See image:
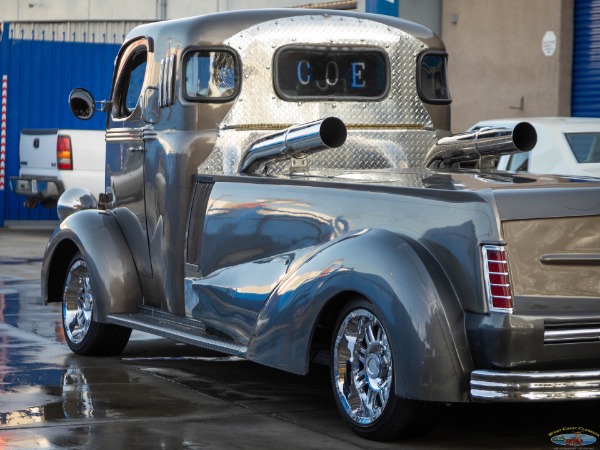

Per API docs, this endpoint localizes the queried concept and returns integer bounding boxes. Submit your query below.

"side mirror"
[69,88,96,120]
[142,86,161,124]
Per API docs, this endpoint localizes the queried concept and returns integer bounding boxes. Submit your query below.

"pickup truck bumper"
[9,176,63,199]
[471,369,600,401]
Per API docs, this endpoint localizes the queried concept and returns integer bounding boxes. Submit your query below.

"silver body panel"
[41,10,600,405]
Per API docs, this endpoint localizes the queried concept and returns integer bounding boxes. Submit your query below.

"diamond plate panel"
[200,14,437,175]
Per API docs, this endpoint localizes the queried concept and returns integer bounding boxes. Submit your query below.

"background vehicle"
[40,10,600,442]
[469,117,600,176]
[9,128,105,208]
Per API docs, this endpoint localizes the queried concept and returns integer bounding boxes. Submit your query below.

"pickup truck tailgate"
[19,129,58,174]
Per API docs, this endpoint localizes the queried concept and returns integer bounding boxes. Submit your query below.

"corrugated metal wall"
[0,21,142,225]
[572,0,600,117]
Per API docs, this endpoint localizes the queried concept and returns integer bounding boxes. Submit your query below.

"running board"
[107,307,247,357]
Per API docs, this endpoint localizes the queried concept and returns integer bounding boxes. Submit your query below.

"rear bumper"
[471,369,600,401]
[9,176,63,199]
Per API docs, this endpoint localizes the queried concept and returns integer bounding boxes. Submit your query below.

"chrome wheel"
[333,308,393,425]
[63,258,94,345]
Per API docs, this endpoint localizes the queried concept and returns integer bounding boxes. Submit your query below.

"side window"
[565,132,600,163]
[418,52,451,104]
[125,52,147,113]
[183,50,238,101]
[112,41,149,119]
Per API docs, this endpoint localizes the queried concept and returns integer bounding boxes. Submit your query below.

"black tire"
[331,298,441,441]
[62,252,131,356]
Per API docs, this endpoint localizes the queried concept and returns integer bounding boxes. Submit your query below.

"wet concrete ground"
[0,227,599,449]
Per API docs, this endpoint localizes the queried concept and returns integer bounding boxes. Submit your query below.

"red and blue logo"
[550,427,598,447]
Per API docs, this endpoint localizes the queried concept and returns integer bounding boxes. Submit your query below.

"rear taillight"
[57,135,73,170]
[482,245,513,312]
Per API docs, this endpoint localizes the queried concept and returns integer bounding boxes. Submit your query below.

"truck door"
[105,38,153,280]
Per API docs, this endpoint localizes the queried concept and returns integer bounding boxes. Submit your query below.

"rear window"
[183,50,238,101]
[274,46,389,100]
[565,133,600,163]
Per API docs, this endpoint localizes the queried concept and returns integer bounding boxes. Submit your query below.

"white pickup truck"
[9,128,105,208]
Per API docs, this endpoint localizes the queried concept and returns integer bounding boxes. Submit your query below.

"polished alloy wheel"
[333,308,393,425]
[62,259,94,345]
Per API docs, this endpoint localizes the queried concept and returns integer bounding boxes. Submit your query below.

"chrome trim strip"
[142,130,159,141]
[159,58,166,107]
[224,123,427,131]
[106,129,143,142]
[544,327,600,343]
[471,369,600,401]
[166,54,174,105]
[106,127,158,142]
[540,253,600,266]
[107,312,247,357]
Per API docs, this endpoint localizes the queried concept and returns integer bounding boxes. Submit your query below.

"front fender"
[42,209,141,322]
[247,228,473,403]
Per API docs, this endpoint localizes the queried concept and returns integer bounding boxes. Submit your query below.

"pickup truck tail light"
[57,135,73,170]
[482,245,513,313]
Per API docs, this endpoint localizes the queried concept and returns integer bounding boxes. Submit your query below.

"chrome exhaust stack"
[241,117,347,174]
[425,122,537,168]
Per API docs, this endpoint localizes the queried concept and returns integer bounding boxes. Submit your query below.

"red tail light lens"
[57,135,73,170]
[482,245,513,312]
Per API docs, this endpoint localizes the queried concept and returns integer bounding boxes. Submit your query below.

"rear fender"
[42,209,141,322]
[248,228,473,403]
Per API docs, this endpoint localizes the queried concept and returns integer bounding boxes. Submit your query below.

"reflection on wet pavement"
[0,283,66,344]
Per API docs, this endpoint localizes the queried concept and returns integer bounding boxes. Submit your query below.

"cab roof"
[125,8,443,51]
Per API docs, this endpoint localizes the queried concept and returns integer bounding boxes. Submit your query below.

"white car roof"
[469,117,600,132]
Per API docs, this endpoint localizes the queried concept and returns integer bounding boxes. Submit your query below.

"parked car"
[9,128,105,208]
[469,117,600,176]
[41,9,600,442]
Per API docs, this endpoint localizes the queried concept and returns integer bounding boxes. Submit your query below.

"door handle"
[127,146,145,153]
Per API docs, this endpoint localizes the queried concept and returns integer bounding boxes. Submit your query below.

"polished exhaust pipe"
[425,122,537,168]
[241,117,347,174]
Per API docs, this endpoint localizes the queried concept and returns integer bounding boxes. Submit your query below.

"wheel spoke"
[366,323,376,344]
[355,373,368,391]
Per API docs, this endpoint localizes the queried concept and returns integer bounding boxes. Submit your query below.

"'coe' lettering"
[297,60,311,85]
[315,61,340,90]
[351,62,365,88]
[296,60,367,91]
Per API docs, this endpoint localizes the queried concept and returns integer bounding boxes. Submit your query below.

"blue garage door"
[572,0,600,117]
[0,23,122,226]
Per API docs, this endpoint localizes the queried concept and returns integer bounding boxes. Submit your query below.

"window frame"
[110,37,152,120]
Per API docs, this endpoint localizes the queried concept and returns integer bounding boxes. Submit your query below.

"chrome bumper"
[471,369,600,401]
[9,176,61,199]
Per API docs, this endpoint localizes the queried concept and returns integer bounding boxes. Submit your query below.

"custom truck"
[10,128,105,208]
[41,9,600,441]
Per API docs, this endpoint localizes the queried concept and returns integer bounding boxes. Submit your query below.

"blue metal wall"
[572,0,600,117]
[366,0,399,17]
[0,23,120,225]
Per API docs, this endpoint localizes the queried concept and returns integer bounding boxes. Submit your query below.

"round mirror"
[69,88,95,120]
